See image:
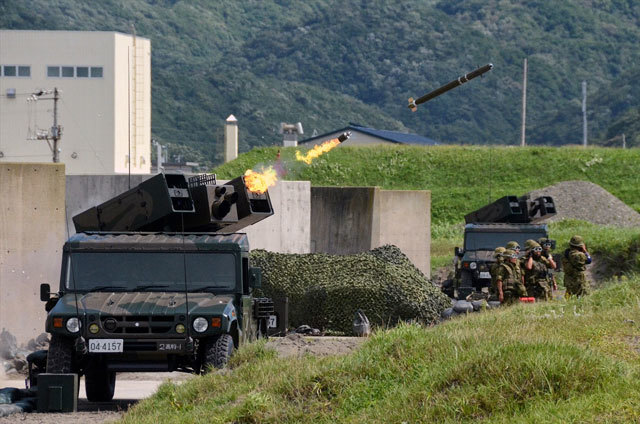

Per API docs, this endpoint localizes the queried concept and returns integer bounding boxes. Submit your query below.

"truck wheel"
[85,364,116,402]
[46,335,74,373]
[203,334,234,371]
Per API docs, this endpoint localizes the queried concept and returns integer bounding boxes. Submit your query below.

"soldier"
[562,235,592,297]
[538,237,558,291]
[523,239,556,301]
[495,249,527,305]
[506,240,523,274]
[505,241,521,255]
[489,246,506,300]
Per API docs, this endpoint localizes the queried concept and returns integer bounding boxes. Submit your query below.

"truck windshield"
[65,252,236,292]
[464,232,545,251]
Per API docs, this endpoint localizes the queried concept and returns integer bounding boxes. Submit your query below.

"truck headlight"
[470,262,477,270]
[193,317,208,333]
[66,317,81,333]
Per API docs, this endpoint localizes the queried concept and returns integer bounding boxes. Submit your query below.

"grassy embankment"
[215,145,640,272]
[121,277,640,423]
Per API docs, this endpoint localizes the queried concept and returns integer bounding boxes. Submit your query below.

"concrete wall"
[0,163,66,344]
[311,186,431,277]
[310,187,377,254]
[222,180,311,253]
[374,190,431,278]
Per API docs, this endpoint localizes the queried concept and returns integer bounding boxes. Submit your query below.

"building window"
[61,66,74,77]
[3,66,16,77]
[47,66,60,77]
[90,66,103,78]
[76,67,89,78]
[18,66,30,77]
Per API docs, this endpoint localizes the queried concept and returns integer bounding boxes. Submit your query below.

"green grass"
[214,145,640,226]
[121,277,640,423]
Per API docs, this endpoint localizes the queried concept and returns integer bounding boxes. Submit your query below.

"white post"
[225,115,238,163]
[622,133,626,149]
[521,58,527,147]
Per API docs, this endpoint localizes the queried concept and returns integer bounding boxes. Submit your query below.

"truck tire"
[84,364,116,402]
[46,335,74,373]
[203,334,234,371]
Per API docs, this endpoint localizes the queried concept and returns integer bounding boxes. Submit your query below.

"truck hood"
[59,292,234,316]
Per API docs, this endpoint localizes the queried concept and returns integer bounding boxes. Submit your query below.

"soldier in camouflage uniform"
[522,239,556,301]
[538,237,558,291]
[506,241,522,271]
[562,235,592,297]
[489,246,506,300]
[495,249,527,305]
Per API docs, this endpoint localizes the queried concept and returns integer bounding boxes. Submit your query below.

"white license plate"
[479,272,491,279]
[88,339,123,353]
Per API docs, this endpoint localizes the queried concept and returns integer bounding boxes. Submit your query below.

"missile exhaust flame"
[244,166,277,194]
[295,131,351,165]
[243,132,351,194]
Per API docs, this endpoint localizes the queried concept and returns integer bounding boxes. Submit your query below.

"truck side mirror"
[40,283,51,302]
[454,247,463,257]
[249,267,262,289]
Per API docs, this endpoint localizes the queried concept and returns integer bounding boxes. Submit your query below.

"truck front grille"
[102,316,175,334]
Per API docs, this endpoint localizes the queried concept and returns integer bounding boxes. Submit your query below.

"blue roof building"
[299,123,438,146]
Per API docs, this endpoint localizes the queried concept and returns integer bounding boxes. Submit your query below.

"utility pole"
[32,88,62,162]
[582,81,587,147]
[521,58,527,147]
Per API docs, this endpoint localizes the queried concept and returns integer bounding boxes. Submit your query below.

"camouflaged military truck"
[39,173,274,402]
[443,195,556,300]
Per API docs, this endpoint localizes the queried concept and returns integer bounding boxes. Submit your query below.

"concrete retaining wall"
[0,163,66,344]
[311,186,431,278]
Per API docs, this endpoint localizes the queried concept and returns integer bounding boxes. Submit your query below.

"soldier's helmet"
[525,239,541,250]
[494,246,506,258]
[502,249,517,259]
[538,237,549,245]
[506,241,520,250]
[569,235,585,247]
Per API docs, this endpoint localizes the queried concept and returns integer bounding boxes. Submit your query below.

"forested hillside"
[2,0,639,166]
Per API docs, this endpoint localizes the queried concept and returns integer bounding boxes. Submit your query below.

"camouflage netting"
[250,245,451,333]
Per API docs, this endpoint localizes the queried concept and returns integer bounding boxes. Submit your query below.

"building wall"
[311,186,431,277]
[0,30,150,175]
[0,163,66,344]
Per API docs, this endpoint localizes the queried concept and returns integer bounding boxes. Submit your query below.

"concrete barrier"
[0,163,66,344]
[311,186,431,277]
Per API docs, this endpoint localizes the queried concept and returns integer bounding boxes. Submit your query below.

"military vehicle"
[39,173,275,401]
[443,195,556,299]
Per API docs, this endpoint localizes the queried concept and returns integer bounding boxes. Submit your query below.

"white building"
[0,30,151,174]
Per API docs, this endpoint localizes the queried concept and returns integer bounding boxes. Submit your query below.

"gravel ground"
[527,180,640,227]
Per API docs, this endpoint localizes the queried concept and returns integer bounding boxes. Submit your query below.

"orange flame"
[295,138,340,165]
[244,166,277,194]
